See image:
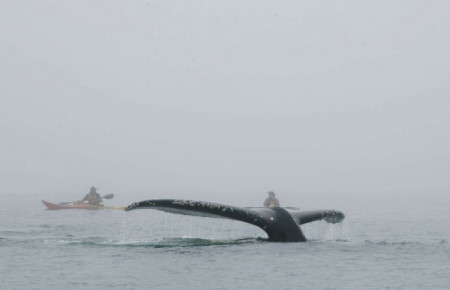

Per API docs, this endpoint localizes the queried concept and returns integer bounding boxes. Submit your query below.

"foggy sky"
[1,1,449,204]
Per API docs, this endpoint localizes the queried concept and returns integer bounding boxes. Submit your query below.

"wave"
[54,235,360,248]
[0,225,67,236]
[363,239,448,246]
[116,237,262,248]
[53,236,263,248]
[307,238,351,243]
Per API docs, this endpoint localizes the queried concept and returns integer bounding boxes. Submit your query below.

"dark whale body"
[125,199,345,242]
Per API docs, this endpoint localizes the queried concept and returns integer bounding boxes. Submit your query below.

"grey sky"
[1,1,449,204]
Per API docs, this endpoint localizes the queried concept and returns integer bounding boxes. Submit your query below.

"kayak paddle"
[59,194,115,205]
[102,194,115,199]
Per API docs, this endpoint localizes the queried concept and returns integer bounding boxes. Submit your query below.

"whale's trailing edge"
[125,199,345,242]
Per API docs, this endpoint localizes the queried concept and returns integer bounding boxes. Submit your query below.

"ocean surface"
[1,193,449,290]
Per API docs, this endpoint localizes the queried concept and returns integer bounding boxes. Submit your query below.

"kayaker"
[264,191,280,208]
[79,187,103,206]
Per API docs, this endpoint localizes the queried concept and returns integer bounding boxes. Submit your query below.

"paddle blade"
[102,194,114,199]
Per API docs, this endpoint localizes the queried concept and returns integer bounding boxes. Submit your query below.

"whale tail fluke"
[288,209,345,225]
[125,199,344,242]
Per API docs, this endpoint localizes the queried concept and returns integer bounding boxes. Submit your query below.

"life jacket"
[87,193,101,205]
[265,197,279,208]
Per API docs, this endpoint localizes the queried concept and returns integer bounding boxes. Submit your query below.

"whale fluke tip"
[323,210,345,224]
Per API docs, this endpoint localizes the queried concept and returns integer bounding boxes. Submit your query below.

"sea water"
[1,193,449,290]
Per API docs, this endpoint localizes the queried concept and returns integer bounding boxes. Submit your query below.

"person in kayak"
[79,187,103,206]
[264,191,280,208]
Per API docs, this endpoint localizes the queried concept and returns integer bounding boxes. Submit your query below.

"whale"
[125,199,345,242]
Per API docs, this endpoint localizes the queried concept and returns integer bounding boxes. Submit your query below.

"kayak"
[42,200,125,210]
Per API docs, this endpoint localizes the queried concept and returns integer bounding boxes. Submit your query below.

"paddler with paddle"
[264,191,280,208]
[79,186,106,206]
